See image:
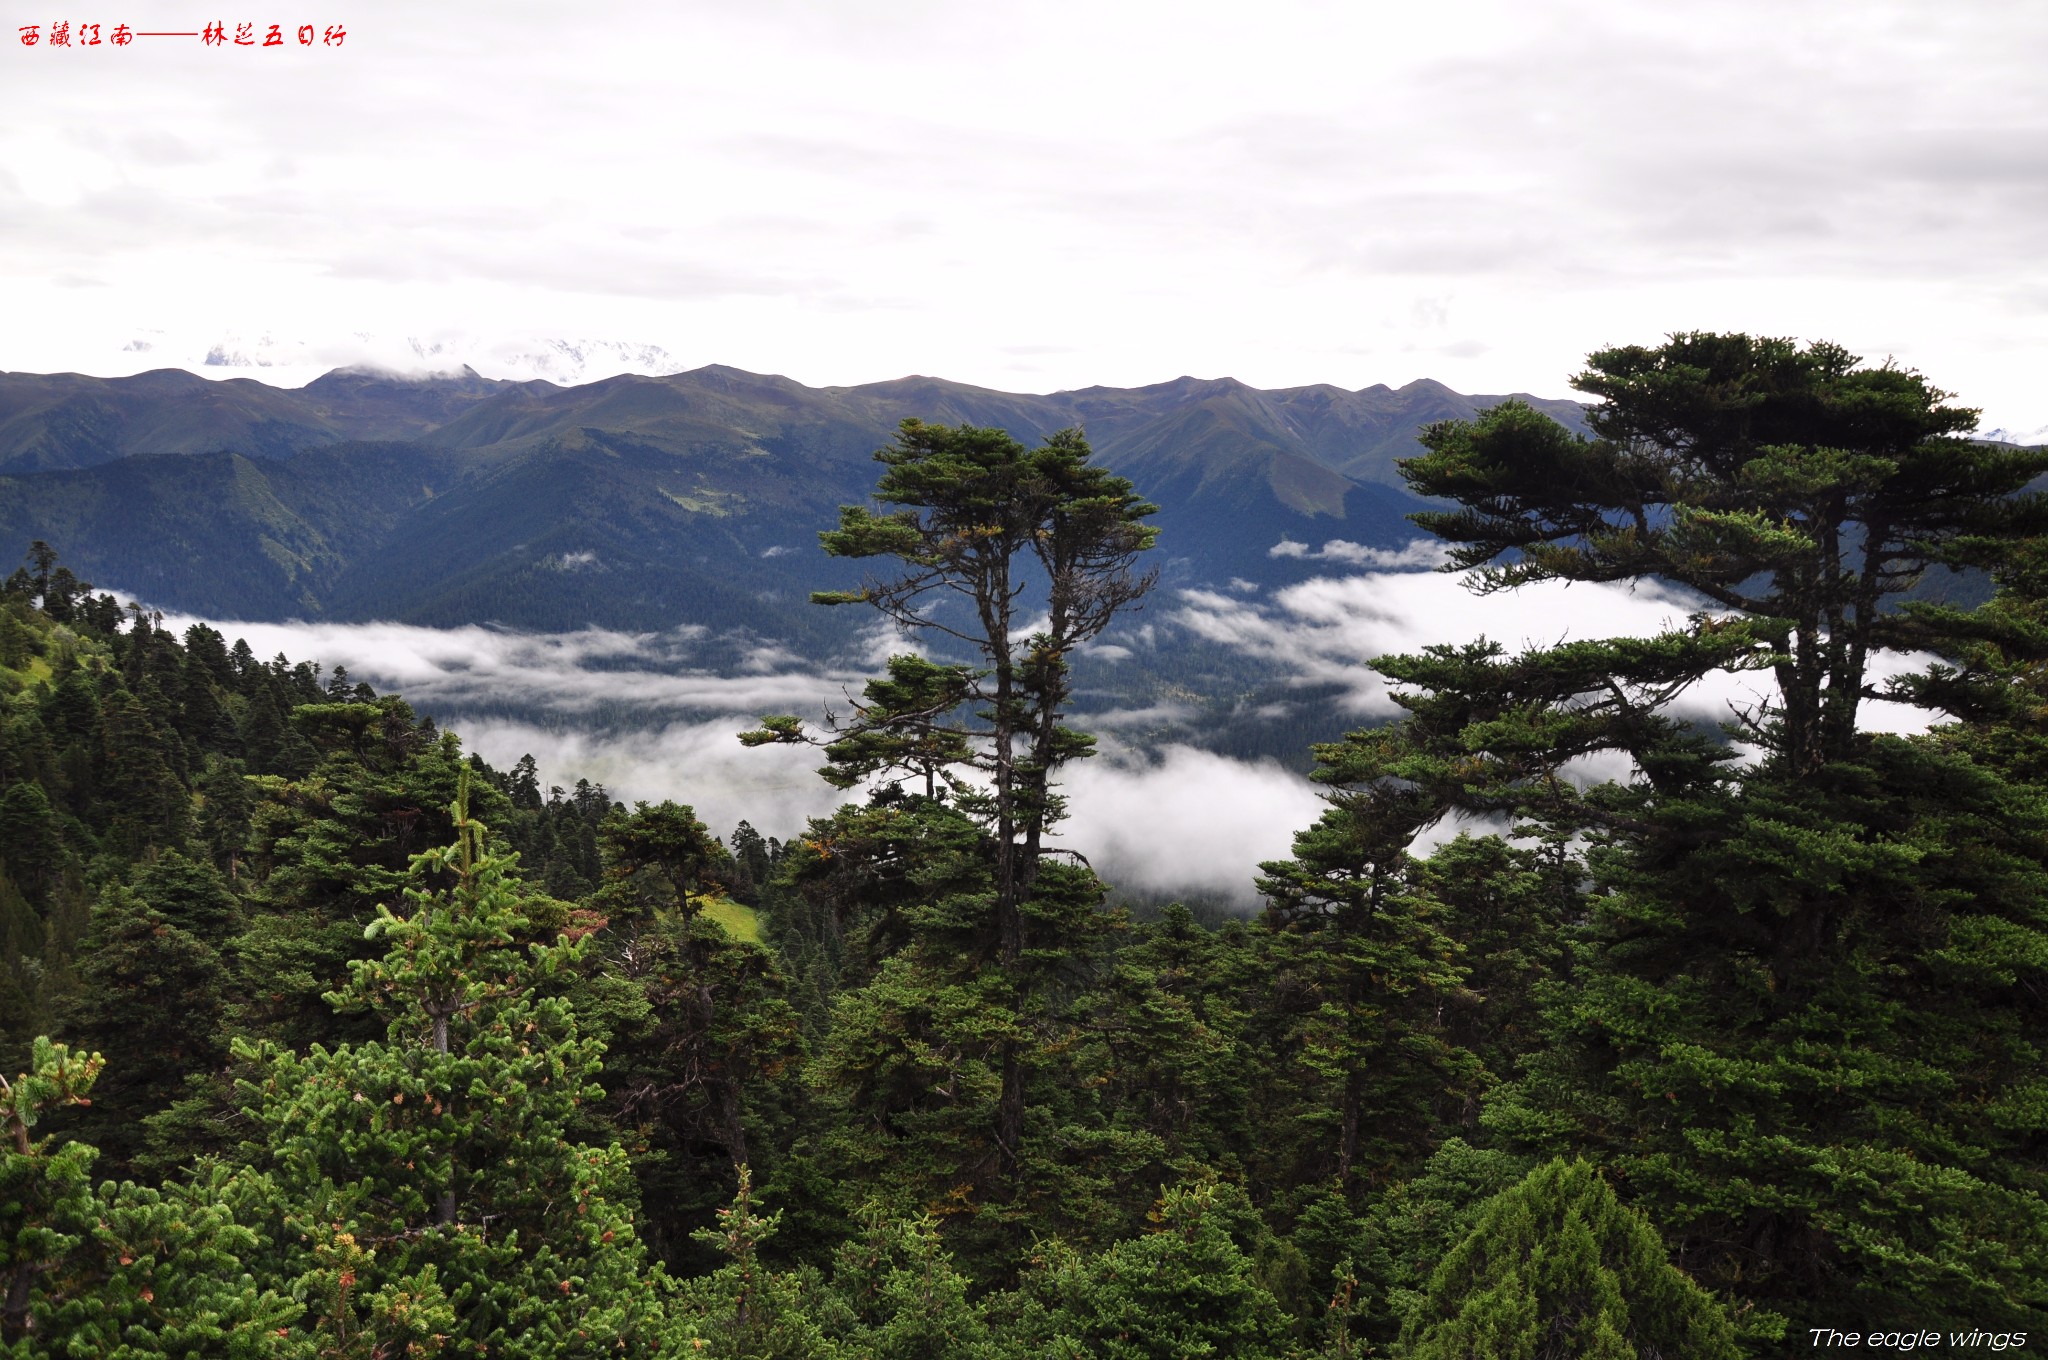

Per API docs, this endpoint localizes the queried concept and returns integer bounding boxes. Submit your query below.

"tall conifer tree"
[1362,333,2048,1331]
[747,421,1158,1203]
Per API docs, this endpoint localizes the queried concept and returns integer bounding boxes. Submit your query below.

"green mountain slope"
[0,363,1586,631]
[0,443,461,617]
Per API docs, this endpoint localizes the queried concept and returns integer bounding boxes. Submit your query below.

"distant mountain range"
[0,364,1588,636]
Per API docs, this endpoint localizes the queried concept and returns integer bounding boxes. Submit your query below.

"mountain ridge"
[0,363,1590,636]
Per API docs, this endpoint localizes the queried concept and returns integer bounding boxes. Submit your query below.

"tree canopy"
[8,333,2048,1351]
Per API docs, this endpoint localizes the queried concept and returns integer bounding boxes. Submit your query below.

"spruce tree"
[234,771,680,1357]
[997,1179,1296,1360]
[1253,764,1481,1195]
[1401,1159,1739,1360]
[575,801,805,1261]
[0,1038,302,1357]
[814,1204,995,1360]
[59,885,228,1175]
[674,1166,832,1359]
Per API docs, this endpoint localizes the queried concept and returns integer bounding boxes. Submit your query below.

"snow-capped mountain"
[88,331,690,388]
[1978,423,2048,447]
[488,339,687,385]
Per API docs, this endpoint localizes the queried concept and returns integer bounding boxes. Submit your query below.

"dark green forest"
[2,333,2046,1356]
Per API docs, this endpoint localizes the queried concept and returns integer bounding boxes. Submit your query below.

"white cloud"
[151,561,1947,913]
[1172,569,1938,734]
[1056,745,1327,909]
[1081,703,1197,730]
[149,608,1333,906]
[1269,538,1450,568]
[151,613,858,717]
[455,715,848,843]
[448,720,1330,911]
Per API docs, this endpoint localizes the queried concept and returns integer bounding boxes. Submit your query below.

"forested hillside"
[0,365,1587,633]
[2,334,2047,1355]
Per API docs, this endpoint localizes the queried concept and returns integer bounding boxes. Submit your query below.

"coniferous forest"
[4,333,2048,1355]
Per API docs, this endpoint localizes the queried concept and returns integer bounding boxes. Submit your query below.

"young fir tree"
[0,1037,107,1348]
[813,1203,995,1360]
[674,1166,832,1360]
[1400,1159,1740,1360]
[995,1179,1296,1360]
[0,1037,303,1358]
[234,771,680,1358]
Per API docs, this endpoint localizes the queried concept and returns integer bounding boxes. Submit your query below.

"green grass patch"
[697,895,762,945]
[0,653,52,687]
[657,484,742,517]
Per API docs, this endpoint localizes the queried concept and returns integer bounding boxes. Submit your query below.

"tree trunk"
[721,1084,751,1172]
[997,1041,1024,1179]
[432,1006,456,1226]
[3,1265,38,1340]
[1338,1066,1362,1190]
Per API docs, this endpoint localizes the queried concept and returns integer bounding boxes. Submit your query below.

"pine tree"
[1412,835,1576,1090]
[1253,763,1481,1195]
[0,1037,103,1347]
[787,794,1160,1257]
[1370,333,2048,1331]
[0,786,59,912]
[815,1204,995,1360]
[1076,903,1259,1181]
[59,885,228,1175]
[235,720,483,1053]
[675,1166,831,1359]
[1400,1160,1740,1360]
[748,420,1158,1192]
[574,801,806,1260]
[0,1037,303,1356]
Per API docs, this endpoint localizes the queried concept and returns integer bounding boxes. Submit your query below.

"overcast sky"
[5,0,2046,425]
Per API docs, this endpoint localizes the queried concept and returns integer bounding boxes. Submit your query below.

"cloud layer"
[161,557,1946,909]
[155,615,869,718]
[155,607,1326,904]
[1173,569,1937,735]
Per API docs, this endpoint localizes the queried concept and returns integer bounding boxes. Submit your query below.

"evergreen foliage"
[1401,1159,1740,1360]
[234,771,680,1358]
[747,421,1160,1241]
[999,1179,1296,1359]
[7,332,2048,1352]
[1369,334,2048,1334]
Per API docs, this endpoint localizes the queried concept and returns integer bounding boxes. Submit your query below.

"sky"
[5,0,2048,427]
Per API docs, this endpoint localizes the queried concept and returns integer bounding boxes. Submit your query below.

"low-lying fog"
[156,545,1939,910]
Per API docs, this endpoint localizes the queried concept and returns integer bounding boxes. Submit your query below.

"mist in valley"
[153,552,1943,911]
